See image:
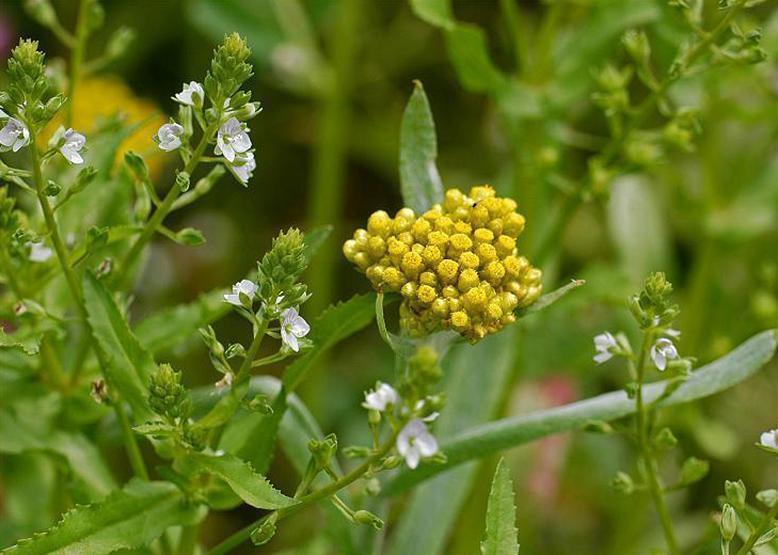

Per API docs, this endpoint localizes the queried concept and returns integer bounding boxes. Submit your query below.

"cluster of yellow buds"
[343,186,542,341]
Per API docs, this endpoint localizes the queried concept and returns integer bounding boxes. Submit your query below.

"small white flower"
[363,382,399,412]
[229,151,256,185]
[215,117,251,162]
[155,123,184,152]
[650,337,679,371]
[59,128,86,164]
[280,307,310,353]
[760,429,778,450]
[397,419,439,470]
[173,81,204,107]
[223,279,257,306]
[28,241,53,263]
[593,332,618,364]
[0,115,30,152]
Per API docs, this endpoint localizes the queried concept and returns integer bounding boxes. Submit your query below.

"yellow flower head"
[343,186,542,342]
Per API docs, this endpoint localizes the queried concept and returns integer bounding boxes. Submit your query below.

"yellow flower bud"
[367,236,386,258]
[471,204,490,226]
[401,281,417,298]
[473,228,494,245]
[458,268,480,292]
[401,251,424,278]
[482,261,506,286]
[494,235,516,257]
[367,210,392,237]
[444,188,465,212]
[417,284,437,305]
[442,285,458,299]
[353,252,371,270]
[427,230,449,249]
[422,244,442,266]
[450,310,469,331]
[476,243,497,264]
[437,259,459,285]
[448,233,473,253]
[366,264,385,285]
[431,298,449,317]
[459,251,480,270]
[396,207,416,222]
[420,271,438,288]
[411,218,432,242]
[463,286,488,312]
[343,239,359,261]
[453,221,472,235]
[503,212,525,237]
[487,217,504,236]
[469,185,495,202]
[434,216,454,234]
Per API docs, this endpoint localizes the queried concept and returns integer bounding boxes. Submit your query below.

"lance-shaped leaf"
[0,328,44,356]
[184,452,295,510]
[83,272,155,422]
[0,479,204,555]
[481,458,519,555]
[384,329,777,495]
[399,81,443,214]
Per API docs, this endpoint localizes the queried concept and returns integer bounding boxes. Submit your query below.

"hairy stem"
[66,0,90,127]
[208,431,398,555]
[635,330,679,555]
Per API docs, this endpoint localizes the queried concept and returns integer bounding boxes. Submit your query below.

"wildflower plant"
[0,2,776,555]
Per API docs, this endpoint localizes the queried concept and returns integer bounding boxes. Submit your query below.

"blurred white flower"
[760,429,778,450]
[173,81,204,108]
[280,307,309,353]
[363,382,399,412]
[397,419,438,470]
[0,112,30,152]
[215,117,251,162]
[28,241,53,263]
[593,332,618,364]
[59,128,86,164]
[223,279,257,306]
[155,123,184,152]
[650,337,678,371]
[229,151,256,185]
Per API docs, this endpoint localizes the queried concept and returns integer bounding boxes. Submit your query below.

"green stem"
[530,193,578,268]
[178,524,200,555]
[115,402,149,480]
[734,501,778,555]
[66,0,90,127]
[208,431,398,555]
[116,122,217,288]
[28,128,150,480]
[635,329,680,555]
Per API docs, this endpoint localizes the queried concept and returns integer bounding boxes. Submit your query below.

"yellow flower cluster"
[343,186,542,341]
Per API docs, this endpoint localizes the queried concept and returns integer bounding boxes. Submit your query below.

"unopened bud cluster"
[149,363,190,420]
[256,227,309,311]
[343,186,541,341]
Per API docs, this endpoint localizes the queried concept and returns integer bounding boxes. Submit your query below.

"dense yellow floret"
[343,186,543,342]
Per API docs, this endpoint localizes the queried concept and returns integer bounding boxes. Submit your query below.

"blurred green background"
[1,0,777,553]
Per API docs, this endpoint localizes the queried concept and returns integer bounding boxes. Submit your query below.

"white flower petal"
[404,448,420,469]
[760,430,778,450]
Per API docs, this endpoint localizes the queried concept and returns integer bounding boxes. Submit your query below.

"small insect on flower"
[173,81,204,108]
[593,331,618,364]
[59,128,86,164]
[27,241,53,263]
[760,429,778,451]
[229,151,256,185]
[0,111,30,152]
[215,117,251,162]
[280,307,310,353]
[363,382,399,412]
[155,123,184,152]
[650,337,679,371]
[223,279,257,307]
[397,419,439,470]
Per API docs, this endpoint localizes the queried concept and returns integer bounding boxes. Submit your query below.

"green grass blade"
[384,329,777,495]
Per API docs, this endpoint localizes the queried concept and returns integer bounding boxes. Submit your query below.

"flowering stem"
[66,0,91,128]
[734,501,778,555]
[634,329,680,555]
[28,128,149,481]
[208,430,398,555]
[116,122,217,288]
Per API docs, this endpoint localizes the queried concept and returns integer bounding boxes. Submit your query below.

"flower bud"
[309,433,338,471]
[106,27,136,61]
[725,479,747,510]
[652,427,678,451]
[175,227,206,246]
[622,29,650,64]
[720,504,737,542]
[176,170,191,192]
[611,471,635,494]
[247,395,273,415]
[44,180,61,197]
[250,514,277,546]
[680,457,709,485]
[148,363,190,419]
[354,510,384,530]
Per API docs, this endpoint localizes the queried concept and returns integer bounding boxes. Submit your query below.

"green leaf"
[184,452,295,510]
[517,279,585,317]
[0,480,203,555]
[304,225,334,262]
[384,329,778,495]
[388,327,518,555]
[83,272,155,422]
[444,24,507,94]
[409,0,455,30]
[607,176,672,287]
[0,409,116,501]
[134,289,228,355]
[399,81,443,214]
[0,329,43,356]
[481,458,519,555]
[283,293,376,391]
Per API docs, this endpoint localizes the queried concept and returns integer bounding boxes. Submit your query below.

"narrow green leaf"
[185,452,295,510]
[399,81,443,215]
[0,329,43,356]
[134,289,228,355]
[0,409,116,501]
[283,293,376,391]
[304,225,334,262]
[83,272,155,422]
[517,279,585,317]
[388,327,518,555]
[0,480,203,555]
[383,330,777,495]
[444,24,507,94]
[409,0,455,30]
[481,458,519,555]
